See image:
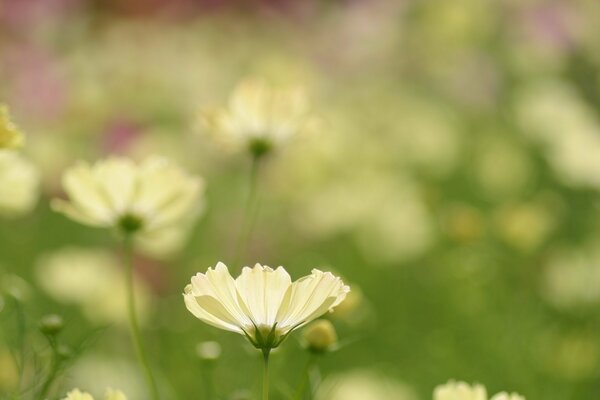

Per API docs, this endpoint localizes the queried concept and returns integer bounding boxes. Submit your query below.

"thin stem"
[293,355,316,400]
[37,338,59,400]
[201,362,215,400]
[14,298,26,396]
[123,236,160,400]
[233,154,262,266]
[262,350,270,400]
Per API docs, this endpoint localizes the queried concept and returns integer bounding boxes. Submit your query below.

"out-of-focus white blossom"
[541,244,600,310]
[434,381,525,400]
[63,388,127,400]
[516,81,600,189]
[201,78,313,157]
[52,156,204,241]
[69,355,143,400]
[316,370,418,400]
[0,150,40,217]
[35,247,150,326]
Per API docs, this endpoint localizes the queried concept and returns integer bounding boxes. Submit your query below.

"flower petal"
[235,264,291,327]
[276,269,349,331]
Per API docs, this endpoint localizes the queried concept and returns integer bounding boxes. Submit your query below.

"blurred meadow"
[2,0,600,399]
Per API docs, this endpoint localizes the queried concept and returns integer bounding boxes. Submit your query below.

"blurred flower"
[52,156,204,239]
[35,247,150,326]
[0,105,24,149]
[184,262,349,351]
[196,341,222,361]
[541,244,600,310]
[434,381,487,400]
[302,319,338,354]
[69,355,144,399]
[516,81,600,189]
[493,199,558,252]
[472,134,534,200]
[298,174,435,264]
[63,388,127,400]
[434,381,524,400]
[0,273,32,302]
[201,78,313,157]
[536,330,600,381]
[316,370,417,400]
[330,284,367,323]
[442,204,485,243]
[0,150,40,217]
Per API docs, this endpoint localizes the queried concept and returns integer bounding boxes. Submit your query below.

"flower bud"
[196,341,221,361]
[39,314,64,336]
[302,319,338,354]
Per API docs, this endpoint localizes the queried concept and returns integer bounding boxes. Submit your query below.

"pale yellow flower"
[434,381,487,400]
[0,151,40,217]
[202,78,311,156]
[52,156,204,237]
[0,105,24,149]
[184,262,349,350]
[490,393,525,400]
[63,388,127,400]
[434,381,525,400]
[316,370,418,400]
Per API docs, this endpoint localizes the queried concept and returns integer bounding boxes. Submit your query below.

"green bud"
[57,344,72,360]
[196,341,221,361]
[39,314,64,336]
[302,319,338,354]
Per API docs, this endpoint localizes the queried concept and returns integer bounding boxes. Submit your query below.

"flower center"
[248,137,272,158]
[118,213,144,234]
[248,324,283,350]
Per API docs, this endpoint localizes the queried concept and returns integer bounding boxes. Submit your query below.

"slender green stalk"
[122,237,160,400]
[37,338,59,400]
[262,350,270,400]
[14,298,26,397]
[200,362,215,400]
[293,355,316,400]
[233,154,262,266]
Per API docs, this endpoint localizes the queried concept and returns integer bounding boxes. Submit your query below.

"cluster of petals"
[201,78,311,154]
[184,262,349,348]
[62,388,126,400]
[434,381,525,400]
[52,156,203,236]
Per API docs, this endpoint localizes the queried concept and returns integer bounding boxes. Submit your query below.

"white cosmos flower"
[184,262,349,350]
[201,78,312,157]
[0,105,24,149]
[434,381,525,400]
[63,388,127,400]
[0,150,40,217]
[434,381,487,400]
[52,156,204,237]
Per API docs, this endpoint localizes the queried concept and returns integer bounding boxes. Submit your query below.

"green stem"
[201,362,215,400]
[262,350,270,400]
[293,355,316,400]
[233,154,262,266]
[37,338,60,400]
[14,298,26,396]
[123,237,160,400]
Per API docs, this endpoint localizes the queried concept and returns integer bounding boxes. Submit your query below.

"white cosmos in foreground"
[184,262,349,349]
